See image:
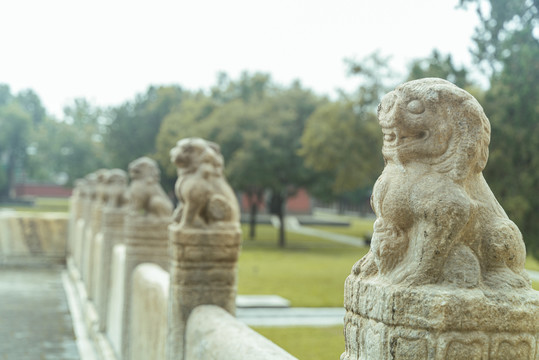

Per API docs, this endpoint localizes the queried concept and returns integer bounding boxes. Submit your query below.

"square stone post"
[94,207,126,332]
[79,173,97,282]
[85,198,105,299]
[167,225,241,360]
[119,215,170,359]
[67,179,84,260]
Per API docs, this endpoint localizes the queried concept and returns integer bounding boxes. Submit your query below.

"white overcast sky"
[0,0,479,118]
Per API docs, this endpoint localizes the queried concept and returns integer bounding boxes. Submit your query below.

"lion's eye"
[407,100,425,114]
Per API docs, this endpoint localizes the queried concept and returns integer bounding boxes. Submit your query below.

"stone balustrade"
[3,80,539,360]
[0,211,68,265]
[62,146,297,360]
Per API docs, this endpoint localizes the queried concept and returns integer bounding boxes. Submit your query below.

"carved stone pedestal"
[120,215,169,360]
[94,208,126,332]
[86,201,104,299]
[167,225,242,360]
[342,277,539,360]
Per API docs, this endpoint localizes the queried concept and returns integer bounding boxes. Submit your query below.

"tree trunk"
[249,201,257,240]
[277,194,286,248]
[3,151,16,199]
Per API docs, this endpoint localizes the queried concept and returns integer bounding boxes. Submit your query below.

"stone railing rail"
[61,151,298,360]
[0,210,68,265]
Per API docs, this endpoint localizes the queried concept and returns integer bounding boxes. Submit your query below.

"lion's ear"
[207,141,221,154]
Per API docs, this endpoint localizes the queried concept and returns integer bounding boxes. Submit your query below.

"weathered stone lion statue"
[127,157,173,218]
[105,168,128,208]
[342,78,538,360]
[170,137,239,228]
[95,169,110,205]
[353,78,529,289]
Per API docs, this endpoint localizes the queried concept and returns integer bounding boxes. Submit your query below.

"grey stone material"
[94,208,126,332]
[121,215,169,360]
[167,226,242,360]
[236,295,291,308]
[185,305,298,360]
[0,212,68,265]
[130,263,169,360]
[0,266,80,360]
[126,157,173,218]
[342,78,539,360]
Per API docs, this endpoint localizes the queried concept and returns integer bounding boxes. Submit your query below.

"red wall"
[240,188,312,214]
[15,184,73,198]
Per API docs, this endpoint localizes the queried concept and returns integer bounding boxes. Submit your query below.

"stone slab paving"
[274,216,366,247]
[0,266,80,360]
[237,307,345,327]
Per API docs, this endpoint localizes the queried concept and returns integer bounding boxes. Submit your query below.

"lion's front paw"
[352,253,378,277]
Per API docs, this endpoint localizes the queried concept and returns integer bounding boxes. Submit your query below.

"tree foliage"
[0,101,32,197]
[407,49,473,89]
[299,53,390,200]
[460,0,539,257]
[104,85,184,170]
[155,73,324,246]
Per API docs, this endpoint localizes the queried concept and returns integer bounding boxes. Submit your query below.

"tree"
[16,89,46,125]
[154,92,217,191]
[299,52,391,204]
[300,101,382,194]
[459,0,539,257]
[407,49,473,89]
[104,85,184,170]
[0,85,44,198]
[26,117,109,185]
[0,102,32,198]
[459,0,538,76]
[155,73,324,247]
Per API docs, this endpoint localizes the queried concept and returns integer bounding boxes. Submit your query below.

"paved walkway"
[272,216,366,247]
[0,266,80,360]
[237,307,345,327]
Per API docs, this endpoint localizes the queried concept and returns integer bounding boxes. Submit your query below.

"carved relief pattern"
[342,314,537,360]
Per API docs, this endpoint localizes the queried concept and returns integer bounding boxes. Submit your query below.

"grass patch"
[308,217,374,238]
[533,281,539,291]
[525,256,539,272]
[238,222,539,306]
[252,326,344,360]
[0,197,69,213]
[238,224,368,307]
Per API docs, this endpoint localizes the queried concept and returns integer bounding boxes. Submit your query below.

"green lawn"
[238,224,367,307]
[525,256,539,271]
[238,221,539,305]
[0,197,69,213]
[308,216,374,238]
[253,326,344,360]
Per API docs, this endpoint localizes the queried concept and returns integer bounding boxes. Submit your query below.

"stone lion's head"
[170,137,224,174]
[378,78,490,180]
[106,168,127,186]
[128,157,160,183]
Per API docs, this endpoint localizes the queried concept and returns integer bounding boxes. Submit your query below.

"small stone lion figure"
[127,157,173,218]
[85,172,98,201]
[353,78,529,289]
[105,168,129,208]
[170,137,240,228]
[95,169,110,205]
[72,178,87,199]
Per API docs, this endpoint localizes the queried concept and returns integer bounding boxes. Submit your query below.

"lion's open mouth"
[382,127,429,148]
